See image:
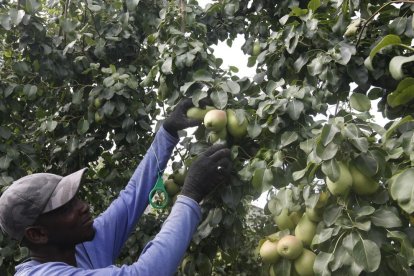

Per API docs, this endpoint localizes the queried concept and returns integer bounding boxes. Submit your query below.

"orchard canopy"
[1,0,414,275]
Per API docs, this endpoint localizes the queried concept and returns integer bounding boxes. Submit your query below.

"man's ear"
[24,226,48,244]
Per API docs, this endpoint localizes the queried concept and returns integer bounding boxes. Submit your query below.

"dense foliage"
[1,0,414,275]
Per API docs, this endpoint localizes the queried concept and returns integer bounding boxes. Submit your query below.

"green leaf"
[307,54,331,76]
[45,120,58,132]
[314,252,333,276]
[355,206,375,219]
[287,100,304,120]
[25,0,41,13]
[77,119,89,134]
[103,76,115,87]
[273,257,292,275]
[316,141,338,161]
[192,69,213,82]
[221,80,240,95]
[350,93,371,112]
[383,115,413,141]
[389,168,414,214]
[247,56,256,67]
[352,239,381,272]
[247,120,262,139]
[23,84,37,98]
[312,228,334,246]
[369,34,401,59]
[343,232,359,253]
[389,55,414,80]
[9,9,25,26]
[387,78,414,108]
[224,3,236,16]
[0,14,11,30]
[349,137,369,153]
[180,81,196,94]
[161,57,173,74]
[371,208,402,228]
[126,0,140,11]
[0,126,12,140]
[210,90,228,109]
[294,54,309,73]
[320,124,340,146]
[308,0,321,11]
[323,204,342,226]
[280,131,299,148]
[0,155,12,170]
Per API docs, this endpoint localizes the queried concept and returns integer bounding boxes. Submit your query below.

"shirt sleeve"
[17,196,201,276]
[76,126,179,268]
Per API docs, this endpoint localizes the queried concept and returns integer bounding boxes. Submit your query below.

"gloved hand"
[181,144,232,203]
[163,98,201,137]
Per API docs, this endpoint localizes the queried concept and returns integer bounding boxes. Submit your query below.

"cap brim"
[42,168,88,213]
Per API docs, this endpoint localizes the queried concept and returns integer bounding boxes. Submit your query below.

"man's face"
[36,196,95,247]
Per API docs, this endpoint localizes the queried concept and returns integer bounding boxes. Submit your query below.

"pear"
[164,179,180,196]
[273,208,295,231]
[207,128,227,144]
[259,240,280,264]
[349,165,379,195]
[226,109,248,139]
[294,214,317,247]
[326,162,352,196]
[173,167,187,186]
[305,207,323,223]
[276,235,303,260]
[293,249,316,276]
[204,109,227,132]
[186,105,214,120]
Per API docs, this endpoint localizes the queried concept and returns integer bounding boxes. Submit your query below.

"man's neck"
[30,245,77,266]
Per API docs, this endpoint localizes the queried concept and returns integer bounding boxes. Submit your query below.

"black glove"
[163,98,201,137]
[181,144,232,203]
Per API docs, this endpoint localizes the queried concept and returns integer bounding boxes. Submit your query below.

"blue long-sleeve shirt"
[15,127,202,275]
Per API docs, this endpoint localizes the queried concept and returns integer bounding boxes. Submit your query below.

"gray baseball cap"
[0,168,87,241]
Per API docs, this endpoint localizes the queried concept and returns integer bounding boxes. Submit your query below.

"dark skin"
[23,196,95,266]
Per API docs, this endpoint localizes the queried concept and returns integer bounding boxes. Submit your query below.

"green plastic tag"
[149,174,169,209]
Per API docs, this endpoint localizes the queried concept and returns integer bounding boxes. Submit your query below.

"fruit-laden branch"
[356,0,414,48]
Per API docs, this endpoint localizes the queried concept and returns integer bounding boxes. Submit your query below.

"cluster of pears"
[162,167,187,205]
[260,192,330,276]
[186,106,248,143]
[325,161,379,197]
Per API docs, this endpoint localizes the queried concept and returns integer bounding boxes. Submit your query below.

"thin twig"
[356,0,414,48]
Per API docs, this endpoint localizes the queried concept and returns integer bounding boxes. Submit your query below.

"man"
[0,99,232,275]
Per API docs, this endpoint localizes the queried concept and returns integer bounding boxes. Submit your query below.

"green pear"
[276,235,303,260]
[293,249,316,276]
[164,179,180,196]
[252,41,261,56]
[207,128,227,144]
[315,191,330,209]
[94,112,103,123]
[305,207,323,223]
[226,109,248,139]
[173,167,187,186]
[290,211,303,226]
[349,165,379,195]
[273,208,295,231]
[186,105,215,120]
[94,98,102,108]
[326,161,352,196]
[204,109,227,132]
[295,214,317,247]
[259,240,280,264]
